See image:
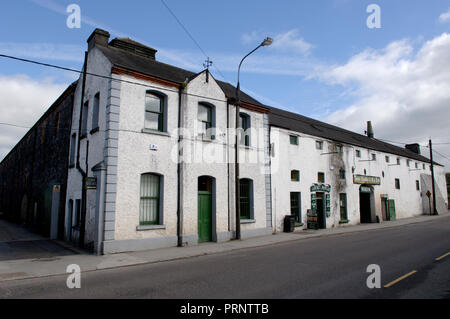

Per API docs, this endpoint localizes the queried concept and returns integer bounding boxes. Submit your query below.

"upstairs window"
[339,169,346,180]
[145,92,165,132]
[397,158,401,165]
[336,145,343,154]
[385,156,390,163]
[239,113,251,146]
[290,135,299,145]
[356,150,361,158]
[91,93,100,132]
[291,170,300,182]
[198,103,214,139]
[318,172,325,184]
[81,101,89,137]
[395,178,401,190]
[372,153,377,161]
[69,133,76,167]
[316,141,323,150]
[416,180,420,191]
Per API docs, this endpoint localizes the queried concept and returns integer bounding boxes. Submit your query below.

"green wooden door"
[198,191,212,242]
[388,200,396,221]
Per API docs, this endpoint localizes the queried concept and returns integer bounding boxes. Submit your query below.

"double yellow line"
[435,252,450,262]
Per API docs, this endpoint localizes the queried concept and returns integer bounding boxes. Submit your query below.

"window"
[198,103,214,139]
[415,163,418,169]
[74,199,81,228]
[385,156,390,163]
[290,192,302,226]
[69,133,76,167]
[316,141,323,150]
[239,113,251,146]
[240,179,253,220]
[339,193,348,222]
[356,150,361,158]
[81,101,89,137]
[145,92,165,132]
[395,178,401,190]
[407,160,411,167]
[423,164,426,170]
[339,169,346,180]
[91,93,100,132]
[318,172,325,184]
[416,180,420,191]
[372,153,377,161]
[397,158,401,165]
[140,173,161,225]
[336,145,343,153]
[291,170,300,182]
[290,135,299,145]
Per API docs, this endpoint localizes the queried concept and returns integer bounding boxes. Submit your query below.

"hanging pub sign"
[86,177,97,190]
[353,175,381,185]
[310,184,331,193]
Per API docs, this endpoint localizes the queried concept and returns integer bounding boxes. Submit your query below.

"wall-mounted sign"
[150,144,159,151]
[86,177,97,190]
[353,175,381,185]
[310,184,331,193]
[360,186,372,193]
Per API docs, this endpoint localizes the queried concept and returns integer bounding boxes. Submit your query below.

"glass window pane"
[198,104,210,122]
[145,112,160,130]
[145,94,161,113]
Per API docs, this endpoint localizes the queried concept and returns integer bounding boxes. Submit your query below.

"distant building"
[0,82,77,238]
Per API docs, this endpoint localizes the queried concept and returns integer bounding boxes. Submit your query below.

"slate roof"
[96,38,436,165]
[268,106,435,164]
[97,43,263,107]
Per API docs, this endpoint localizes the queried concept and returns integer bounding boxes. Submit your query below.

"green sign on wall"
[326,194,331,217]
[311,193,317,211]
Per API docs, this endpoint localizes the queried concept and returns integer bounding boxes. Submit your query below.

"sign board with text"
[353,175,381,185]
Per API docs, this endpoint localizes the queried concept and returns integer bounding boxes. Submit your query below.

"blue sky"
[1,0,450,168]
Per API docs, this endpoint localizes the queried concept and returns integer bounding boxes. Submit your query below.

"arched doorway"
[198,176,215,243]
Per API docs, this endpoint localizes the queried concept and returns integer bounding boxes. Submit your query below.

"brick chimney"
[367,121,374,138]
[87,28,110,51]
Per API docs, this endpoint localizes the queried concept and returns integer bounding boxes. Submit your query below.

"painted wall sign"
[86,177,97,190]
[311,193,317,211]
[353,175,381,185]
[360,186,372,193]
[310,184,331,193]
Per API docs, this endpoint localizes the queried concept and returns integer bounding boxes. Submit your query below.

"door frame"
[197,176,217,243]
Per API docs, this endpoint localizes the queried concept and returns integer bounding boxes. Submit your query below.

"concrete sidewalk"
[0,212,449,283]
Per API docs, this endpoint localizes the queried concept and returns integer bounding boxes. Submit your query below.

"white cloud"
[242,29,314,55]
[313,33,450,170]
[0,74,68,160]
[439,8,450,23]
[0,42,84,62]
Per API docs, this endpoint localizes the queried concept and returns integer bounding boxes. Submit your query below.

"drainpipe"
[93,162,106,255]
[76,51,88,248]
[177,85,184,247]
[227,101,230,232]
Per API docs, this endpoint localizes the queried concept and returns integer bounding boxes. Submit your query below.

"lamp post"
[235,37,273,240]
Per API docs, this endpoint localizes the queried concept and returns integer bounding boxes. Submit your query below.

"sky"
[0,0,450,170]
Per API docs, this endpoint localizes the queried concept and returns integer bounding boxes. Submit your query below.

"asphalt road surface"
[1,217,449,299]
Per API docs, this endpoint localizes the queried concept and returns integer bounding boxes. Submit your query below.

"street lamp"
[235,37,273,240]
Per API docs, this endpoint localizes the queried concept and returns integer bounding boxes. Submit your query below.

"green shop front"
[310,184,331,229]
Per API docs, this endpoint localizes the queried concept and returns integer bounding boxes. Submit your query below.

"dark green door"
[198,190,212,242]
[388,200,396,221]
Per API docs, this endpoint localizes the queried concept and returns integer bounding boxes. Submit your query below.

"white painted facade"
[270,128,448,232]
[64,29,447,254]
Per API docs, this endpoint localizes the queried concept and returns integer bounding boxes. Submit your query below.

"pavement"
[0,212,449,283]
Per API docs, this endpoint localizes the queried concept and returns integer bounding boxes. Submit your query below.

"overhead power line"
[160,0,228,81]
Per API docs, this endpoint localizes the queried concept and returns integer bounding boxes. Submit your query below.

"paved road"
[0,217,449,299]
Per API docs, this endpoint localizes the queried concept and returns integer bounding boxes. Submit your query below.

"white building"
[64,29,448,254]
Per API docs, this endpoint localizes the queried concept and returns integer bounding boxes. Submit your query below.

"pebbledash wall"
[270,127,448,232]
[65,29,270,254]
[64,28,447,254]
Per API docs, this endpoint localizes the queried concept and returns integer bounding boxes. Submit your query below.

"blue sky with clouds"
[1,0,450,168]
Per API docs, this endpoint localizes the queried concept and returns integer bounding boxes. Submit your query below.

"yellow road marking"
[384,270,418,288]
[435,252,450,261]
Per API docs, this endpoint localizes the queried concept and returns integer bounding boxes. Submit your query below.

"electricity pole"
[429,139,438,215]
